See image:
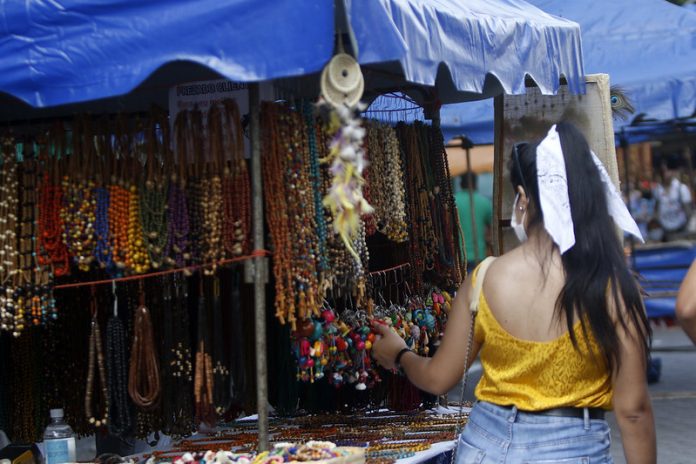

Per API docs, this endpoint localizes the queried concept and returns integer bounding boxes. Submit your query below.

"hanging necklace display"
[428,123,465,285]
[124,121,151,275]
[108,120,131,272]
[160,274,194,438]
[166,111,192,269]
[0,137,19,334]
[364,122,408,243]
[201,106,225,274]
[105,283,132,437]
[194,280,215,426]
[128,285,160,409]
[221,99,250,258]
[141,111,170,271]
[316,123,368,300]
[61,117,97,272]
[37,124,70,277]
[261,103,322,327]
[210,276,230,416]
[262,103,293,326]
[93,119,117,275]
[303,102,330,287]
[16,142,54,329]
[186,109,205,266]
[85,291,109,428]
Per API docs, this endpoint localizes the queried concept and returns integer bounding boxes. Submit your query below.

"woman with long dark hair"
[372,122,655,463]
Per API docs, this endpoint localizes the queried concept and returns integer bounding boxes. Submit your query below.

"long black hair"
[509,122,650,373]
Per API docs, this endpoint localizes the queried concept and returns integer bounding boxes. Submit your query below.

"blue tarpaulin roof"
[440,0,696,144]
[0,0,584,109]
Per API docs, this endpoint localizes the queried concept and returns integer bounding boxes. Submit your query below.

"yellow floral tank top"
[472,265,613,411]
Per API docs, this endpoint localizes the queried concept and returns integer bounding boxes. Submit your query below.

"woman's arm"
[371,276,480,395]
[676,259,696,344]
[612,318,656,464]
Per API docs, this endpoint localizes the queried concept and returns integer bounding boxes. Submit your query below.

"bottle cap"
[49,408,64,419]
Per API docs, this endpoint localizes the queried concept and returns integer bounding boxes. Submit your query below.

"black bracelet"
[394,347,413,367]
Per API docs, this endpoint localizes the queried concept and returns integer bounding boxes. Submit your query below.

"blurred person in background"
[455,172,492,274]
[655,160,692,241]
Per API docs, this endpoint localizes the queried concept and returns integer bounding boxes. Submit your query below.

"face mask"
[510,193,528,243]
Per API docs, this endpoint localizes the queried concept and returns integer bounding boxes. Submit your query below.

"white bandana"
[535,125,644,254]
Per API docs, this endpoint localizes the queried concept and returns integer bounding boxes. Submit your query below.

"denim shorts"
[455,401,613,464]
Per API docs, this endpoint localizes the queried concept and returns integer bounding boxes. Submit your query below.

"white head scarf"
[534,125,643,254]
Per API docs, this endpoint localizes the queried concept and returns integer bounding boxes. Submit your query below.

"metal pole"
[620,130,636,267]
[248,83,269,451]
[464,141,479,263]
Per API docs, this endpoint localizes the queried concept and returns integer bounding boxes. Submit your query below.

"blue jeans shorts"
[455,401,613,464]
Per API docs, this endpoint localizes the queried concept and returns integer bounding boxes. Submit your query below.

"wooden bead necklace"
[128,293,161,409]
[0,137,19,285]
[61,119,98,272]
[85,295,110,428]
[37,125,70,277]
[0,138,19,333]
[188,106,224,275]
[194,289,215,425]
[261,102,293,326]
[221,99,250,258]
[125,184,151,274]
[160,274,194,438]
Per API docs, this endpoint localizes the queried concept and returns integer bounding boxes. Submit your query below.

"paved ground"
[447,325,696,463]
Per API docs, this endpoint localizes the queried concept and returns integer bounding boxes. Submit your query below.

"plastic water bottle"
[42,409,76,464]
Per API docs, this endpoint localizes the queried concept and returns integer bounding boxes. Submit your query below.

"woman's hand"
[370,321,408,370]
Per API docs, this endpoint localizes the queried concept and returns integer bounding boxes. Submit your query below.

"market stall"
[0,0,586,462]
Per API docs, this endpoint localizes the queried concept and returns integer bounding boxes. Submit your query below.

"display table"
[126,407,470,464]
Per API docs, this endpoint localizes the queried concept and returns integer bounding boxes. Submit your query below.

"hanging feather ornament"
[610,85,635,120]
[321,105,373,262]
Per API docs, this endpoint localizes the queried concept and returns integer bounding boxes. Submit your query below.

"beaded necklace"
[86,295,109,428]
[125,183,151,275]
[0,137,19,286]
[201,106,225,274]
[94,185,115,272]
[128,293,161,409]
[183,111,204,266]
[221,99,250,258]
[209,276,230,416]
[428,123,464,285]
[261,103,293,326]
[16,148,54,329]
[160,274,194,438]
[61,119,97,272]
[9,327,43,442]
[261,103,321,327]
[194,283,215,425]
[0,138,19,333]
[37,125,70,277]
[366,122,408,243]
[304,102,329,281]
[105,285,132,437]
[166,112,192,268]
[141,114,170,270]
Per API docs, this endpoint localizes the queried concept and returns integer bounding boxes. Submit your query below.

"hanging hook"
[112,281,118,317]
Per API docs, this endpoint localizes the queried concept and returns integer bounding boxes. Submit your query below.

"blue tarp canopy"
[0,0,584,113]
[440,0,696,145]
[633,243,696,319]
